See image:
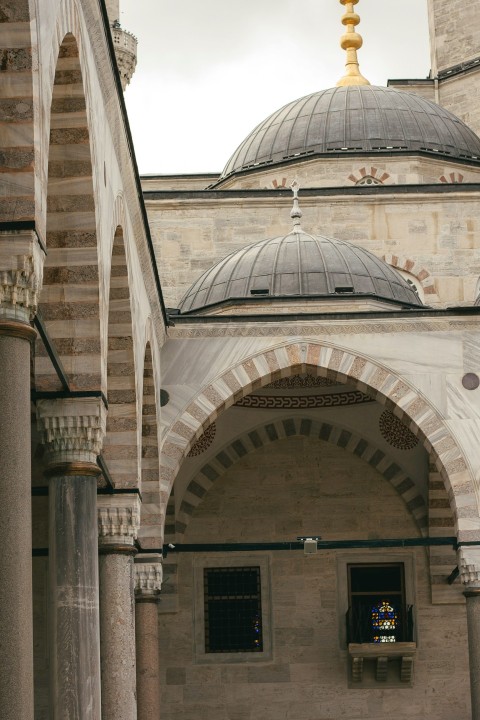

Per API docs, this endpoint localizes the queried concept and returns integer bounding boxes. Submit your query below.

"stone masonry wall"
[159,436,470,720]
[148,193,480,308]
[428,0,480,72]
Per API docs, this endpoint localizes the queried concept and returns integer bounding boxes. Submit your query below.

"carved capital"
[0,230,44,323]
[459,546,480,587]
[36,398,106,467]
[98,494,141,548]
[134,554,163,598]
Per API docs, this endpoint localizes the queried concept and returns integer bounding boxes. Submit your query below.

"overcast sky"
[120,0,431,175]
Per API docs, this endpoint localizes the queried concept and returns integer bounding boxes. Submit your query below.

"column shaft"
[49,475,101,720]
[99,551,137,720]
[136,599,161,720]
[0,332,34,720]
[466,591,480,720]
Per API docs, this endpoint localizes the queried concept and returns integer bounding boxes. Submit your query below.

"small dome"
[178,232,423,313]
[219,85,480,181]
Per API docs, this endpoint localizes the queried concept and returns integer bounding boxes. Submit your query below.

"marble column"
[98,495,141,720]
[460,547,480,720]
[0,231,43,720]
[135,555,163,720]
[37,398,106,720]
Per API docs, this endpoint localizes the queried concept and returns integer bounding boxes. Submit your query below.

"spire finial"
[336,0,370,87]
[290,181,303,234]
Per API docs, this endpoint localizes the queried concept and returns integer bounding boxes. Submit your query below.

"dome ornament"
[336,0,370,87]
[290,181,303,234]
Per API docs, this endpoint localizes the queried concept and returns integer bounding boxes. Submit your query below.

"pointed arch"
[102,227,138,488]
[175,417,428,539]
[138,341,162,548]
[160,341,476,543]
[36,33,102,391]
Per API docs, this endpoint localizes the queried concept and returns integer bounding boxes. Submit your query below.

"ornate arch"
[175,417,428,539]
[160,341,475,542]
[102,226,138,488]
[383,253,439,302]
[36,31,102,391]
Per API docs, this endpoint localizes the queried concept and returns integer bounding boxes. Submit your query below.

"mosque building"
[1,1,480,719]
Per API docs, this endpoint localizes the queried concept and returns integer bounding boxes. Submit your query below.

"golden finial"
[336,0,370,87]
[290,181,303,234]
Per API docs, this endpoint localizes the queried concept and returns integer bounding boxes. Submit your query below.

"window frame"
[193,555,272,663]
[336,552,417,650]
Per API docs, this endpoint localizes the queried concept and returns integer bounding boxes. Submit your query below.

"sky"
[120,0,431,175]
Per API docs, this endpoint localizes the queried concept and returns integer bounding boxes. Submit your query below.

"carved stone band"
[45,461,102,478]
[0,319,36,341]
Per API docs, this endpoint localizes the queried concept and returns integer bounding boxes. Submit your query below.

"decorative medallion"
[266,374,335,389]
[462,373,480,390]
[379,411,418,451]
[187,423,216,457]
[235,391,372,409]
[160,389,170,407]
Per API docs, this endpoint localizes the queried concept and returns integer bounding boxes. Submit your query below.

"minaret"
[336,0,370,87]
[105,0,138,90]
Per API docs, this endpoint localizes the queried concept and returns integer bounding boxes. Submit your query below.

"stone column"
[135,555,163,720]
[0,230,43,720]
[98,495,141,720]
[37,397,106,720]
[460,547,480,720]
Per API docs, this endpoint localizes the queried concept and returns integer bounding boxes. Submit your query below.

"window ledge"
[348,642,417,683]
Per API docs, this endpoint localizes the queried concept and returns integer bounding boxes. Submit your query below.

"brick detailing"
[36,34,101,391]
[138,343,162,548]
[102,231,138,488]
[348,167,390,185]
[439,172,464,184]
[383,254,439,300]
[160,342,474,544]
[428,467,461,603]
[174,417,428,539]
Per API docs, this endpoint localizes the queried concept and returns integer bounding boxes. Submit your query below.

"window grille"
[204,567,263,653]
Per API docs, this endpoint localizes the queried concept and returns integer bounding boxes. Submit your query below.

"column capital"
[0,228,44,325]
[134,554,163,600]
[36,397,106,470]
[459,546,480,588]
[98,494,141,551]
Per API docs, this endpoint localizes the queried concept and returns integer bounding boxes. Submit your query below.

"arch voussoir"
[161,341,475,544]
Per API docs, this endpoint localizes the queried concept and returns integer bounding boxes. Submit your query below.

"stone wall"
[428,0,480,72]
[159,436,470,720]
[147,192,480,308]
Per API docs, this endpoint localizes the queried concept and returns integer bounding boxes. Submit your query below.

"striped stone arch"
[138,339,162,548]
[102,226,138,488]
[36,30,102,391]
[174,417,428,540]
[160,341,475,543]
[383,253,439,303]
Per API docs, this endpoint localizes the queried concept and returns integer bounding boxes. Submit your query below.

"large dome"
[219,85,480,181]
[178,232,423,313]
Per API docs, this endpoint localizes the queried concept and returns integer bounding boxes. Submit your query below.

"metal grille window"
[204,567,263,653]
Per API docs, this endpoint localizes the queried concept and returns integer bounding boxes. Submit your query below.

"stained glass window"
[347,563,407,644]
[204,567,263,653]
[371,600,399,643]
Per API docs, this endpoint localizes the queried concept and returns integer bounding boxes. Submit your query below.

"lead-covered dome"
[219,85,480,181]
[178,232,423,313]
